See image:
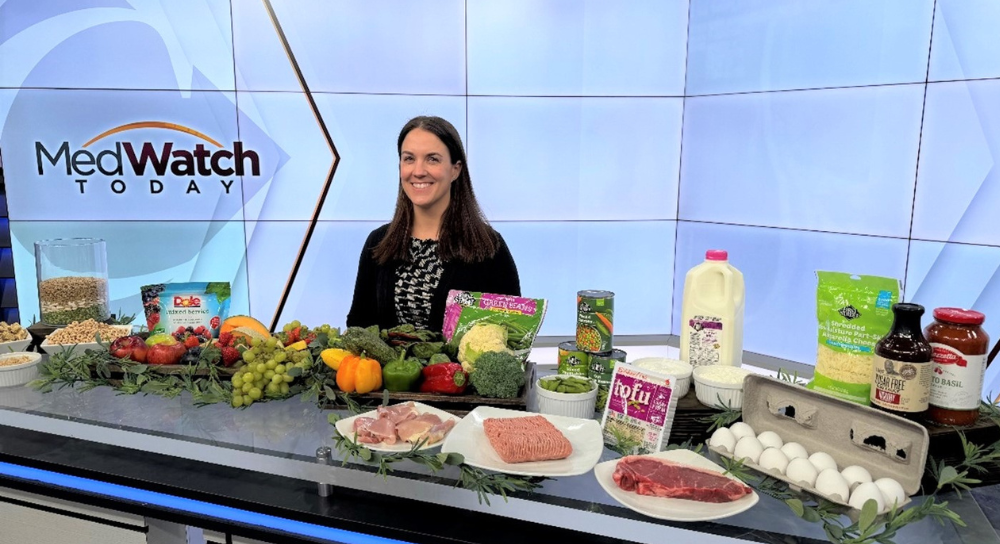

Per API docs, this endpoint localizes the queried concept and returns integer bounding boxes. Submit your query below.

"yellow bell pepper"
[321,348,352,370]
[335,354,382,394]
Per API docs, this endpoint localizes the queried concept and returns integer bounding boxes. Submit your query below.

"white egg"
[815,468,850,502]
[780,442,809,461]
[840,465,873,492]
[808,451,838,473]
[733,436,765,464]
[756,430,784,450]
[850,482,886,513]
[786,458,819,487]
[874,478,906,509]
[758,447,790,475]
[729,422,756,441]
[709,428,737,453]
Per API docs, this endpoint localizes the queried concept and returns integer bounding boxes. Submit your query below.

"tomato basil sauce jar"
[925,308,990,427]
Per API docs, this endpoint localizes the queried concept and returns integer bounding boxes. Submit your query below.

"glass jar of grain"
[34,238,110,326]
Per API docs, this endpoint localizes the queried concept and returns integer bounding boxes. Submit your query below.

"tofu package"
[600,363,680,456]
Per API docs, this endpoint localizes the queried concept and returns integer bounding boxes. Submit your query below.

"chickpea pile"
[46,319,130,345]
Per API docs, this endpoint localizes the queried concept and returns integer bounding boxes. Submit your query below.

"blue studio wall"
[1,1,999,385]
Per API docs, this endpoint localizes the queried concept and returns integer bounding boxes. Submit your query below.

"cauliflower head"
[457,323,512,372]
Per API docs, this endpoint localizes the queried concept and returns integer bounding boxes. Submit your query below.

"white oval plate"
[594,449,759,522]
[440,406,603,477]
[335,402,458,453]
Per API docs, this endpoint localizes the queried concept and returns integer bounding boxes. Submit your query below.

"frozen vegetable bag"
[807,272,900,405]
[442,290,547,362]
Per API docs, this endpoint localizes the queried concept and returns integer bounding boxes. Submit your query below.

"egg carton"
[707,375,928,514]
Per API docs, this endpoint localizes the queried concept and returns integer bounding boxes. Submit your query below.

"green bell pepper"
[382,357,423,392]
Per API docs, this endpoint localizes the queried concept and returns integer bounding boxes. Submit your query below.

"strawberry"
[220,346,241,367]
[210,316,220,330]
[287,326,301,344]
[184,335,201,349]
[148,313,160,327]
[218,332,234,347]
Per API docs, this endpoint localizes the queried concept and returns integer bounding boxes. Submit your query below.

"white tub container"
[0,352,43,388]
[693,365,752,409]
[536,375,598,419]
[631,357,693,398]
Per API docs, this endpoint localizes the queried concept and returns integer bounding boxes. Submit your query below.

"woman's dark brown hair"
[373,116,498,264]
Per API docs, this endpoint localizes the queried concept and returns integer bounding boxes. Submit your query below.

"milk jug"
[680,250,745,367]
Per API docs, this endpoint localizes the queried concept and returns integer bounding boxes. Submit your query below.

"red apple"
[110,335,149,363]
[147,343,185,365]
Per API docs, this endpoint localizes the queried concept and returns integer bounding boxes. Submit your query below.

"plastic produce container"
[693,365,752,409]
[632,357,692,398]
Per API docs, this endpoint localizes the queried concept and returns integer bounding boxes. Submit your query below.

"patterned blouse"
[394,238,444,329]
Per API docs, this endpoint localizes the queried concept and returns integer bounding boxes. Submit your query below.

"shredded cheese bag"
[807,272,900,405]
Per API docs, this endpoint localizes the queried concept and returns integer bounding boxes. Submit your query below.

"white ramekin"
[0,352,43,388]
[536,375,598,419]
[693,365,752,410]
[631,357,693,398]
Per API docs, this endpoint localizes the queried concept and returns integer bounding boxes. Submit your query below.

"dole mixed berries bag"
[141,282,232,337]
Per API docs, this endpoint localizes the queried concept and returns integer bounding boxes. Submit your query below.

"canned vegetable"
[591,348,627,415]
[558,341,591,377]
[577,290,614,353]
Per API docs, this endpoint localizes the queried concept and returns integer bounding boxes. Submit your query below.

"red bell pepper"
[420,363,468,395]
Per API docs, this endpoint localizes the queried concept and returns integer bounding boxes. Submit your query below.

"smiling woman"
[346,116,521,333]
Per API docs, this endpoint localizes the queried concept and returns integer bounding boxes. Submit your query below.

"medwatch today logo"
[33,121,261,195]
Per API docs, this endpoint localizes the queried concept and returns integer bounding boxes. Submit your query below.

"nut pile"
[0,322,28,342]
[39,276,109,325]
[46,319,129,345]
[0,355,34,367]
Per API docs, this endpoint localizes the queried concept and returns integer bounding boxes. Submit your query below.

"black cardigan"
[346,225,521,333]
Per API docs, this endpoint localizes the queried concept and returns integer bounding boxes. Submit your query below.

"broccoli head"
[469,350,525,399]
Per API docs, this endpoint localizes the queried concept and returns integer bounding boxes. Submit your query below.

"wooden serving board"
[88,362,239,382]
[923,415,1000,490]
[665,390,725,446]
[323,363,537,417]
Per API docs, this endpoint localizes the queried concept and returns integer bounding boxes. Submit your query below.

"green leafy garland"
[30,338,1000,533]
[695,368,1000,544]
[721,455,964,543]
[327,411,545,505]
[30,341,232,405]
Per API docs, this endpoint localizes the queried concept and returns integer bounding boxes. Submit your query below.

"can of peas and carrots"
[591,349,627,415]
[577,290,614,353]
[557,341,591,377]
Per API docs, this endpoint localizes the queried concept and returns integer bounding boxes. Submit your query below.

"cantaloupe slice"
[231,326,271,343]
[220,315,270,339]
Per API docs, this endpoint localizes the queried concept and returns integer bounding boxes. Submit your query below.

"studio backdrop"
[1,1,998,388]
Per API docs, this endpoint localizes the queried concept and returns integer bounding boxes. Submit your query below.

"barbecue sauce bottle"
[871,303,933,420]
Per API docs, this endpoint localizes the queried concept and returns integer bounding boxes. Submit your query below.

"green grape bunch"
[229,335,314,408]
